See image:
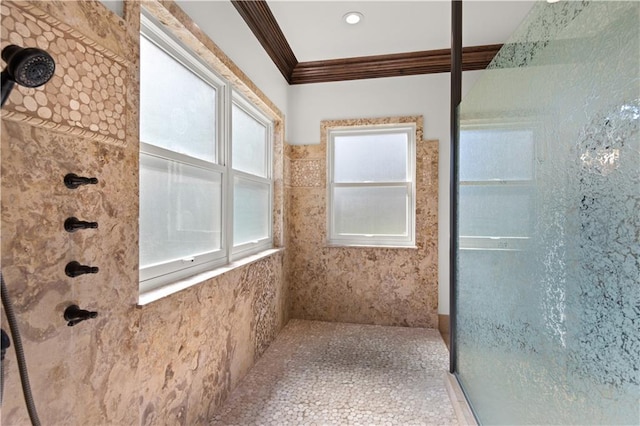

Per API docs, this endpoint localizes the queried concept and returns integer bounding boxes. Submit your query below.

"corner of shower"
[451,1,640,424]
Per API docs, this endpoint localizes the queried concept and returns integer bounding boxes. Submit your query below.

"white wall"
[288,71,483,315]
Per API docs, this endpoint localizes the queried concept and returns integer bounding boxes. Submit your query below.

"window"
[139,12,272,294]
[327,124,416,247]
[231,99,272,256]
[458,125,535,251]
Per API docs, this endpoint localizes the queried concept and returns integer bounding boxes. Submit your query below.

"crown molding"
[232,0,502,85]
[290,45,502,84]
[230,0,297,83]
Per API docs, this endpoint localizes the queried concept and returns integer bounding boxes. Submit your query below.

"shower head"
[1,44,55,108]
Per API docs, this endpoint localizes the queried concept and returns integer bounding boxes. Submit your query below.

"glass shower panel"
[456,1,639,424]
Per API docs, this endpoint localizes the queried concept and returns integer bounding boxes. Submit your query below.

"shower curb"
[444,372,478,426]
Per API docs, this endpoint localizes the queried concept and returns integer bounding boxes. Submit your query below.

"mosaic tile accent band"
[289,159,325,188]
[0,1,127,146]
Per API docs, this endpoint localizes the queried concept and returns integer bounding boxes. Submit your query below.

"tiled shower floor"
[211,320,459,425]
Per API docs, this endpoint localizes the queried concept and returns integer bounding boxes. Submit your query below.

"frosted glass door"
[455,2,640,424]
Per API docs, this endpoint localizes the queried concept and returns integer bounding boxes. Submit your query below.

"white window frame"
[139,11,273,294]
[229,91,273,260]
[327,124,417,248]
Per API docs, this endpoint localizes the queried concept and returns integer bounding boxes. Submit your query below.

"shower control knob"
[64,173,98,189]
[64,217,98,232]
[65,261,99,278]
[63,305,98,327]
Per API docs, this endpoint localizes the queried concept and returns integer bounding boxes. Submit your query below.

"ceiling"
[176,1,536,84]
[268,1,535,62]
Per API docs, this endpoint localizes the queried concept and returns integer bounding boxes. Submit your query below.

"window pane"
[334,186,408,236]
[140,153,222,267]
[232,104,267,177]
[140,36,216,163]
[334,132,408,182]
[458,185,533,237]
[459,129,534,181]
[233,178,270,245]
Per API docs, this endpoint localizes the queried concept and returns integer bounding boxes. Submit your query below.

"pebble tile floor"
[211,320,459,425]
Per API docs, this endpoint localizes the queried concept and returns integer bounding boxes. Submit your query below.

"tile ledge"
[444,372,479,426]
[137,247,285,306]
[326,244,418,250]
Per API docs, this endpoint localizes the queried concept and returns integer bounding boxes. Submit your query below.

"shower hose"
[1,272,41,426]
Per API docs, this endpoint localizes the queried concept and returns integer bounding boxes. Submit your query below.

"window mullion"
[140,142,224,173]
[233,170,271,184]
[332,181,409,188]
[223,83,233,263]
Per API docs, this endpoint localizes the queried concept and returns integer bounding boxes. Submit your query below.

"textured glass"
[459,129,534,181]
[140,36,216,162]
[232,104,267,177]
[233,177,270,245]
[456,2,640,425]
[140,153,222,267]
[459,184,533,238]
[334,186,408,236]
[334,133,408,182]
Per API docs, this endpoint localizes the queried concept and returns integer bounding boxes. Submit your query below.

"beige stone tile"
[285,117,439,329]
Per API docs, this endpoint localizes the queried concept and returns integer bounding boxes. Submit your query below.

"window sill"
[326,244,418,249]
[137,247,284,306]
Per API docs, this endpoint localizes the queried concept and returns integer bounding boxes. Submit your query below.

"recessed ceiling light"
[343,12,363,25]
[546,0,560,3]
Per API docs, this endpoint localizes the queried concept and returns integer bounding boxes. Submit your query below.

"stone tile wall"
[0,2,439,424]
[0,1,287,424]
[286,117,439,328]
